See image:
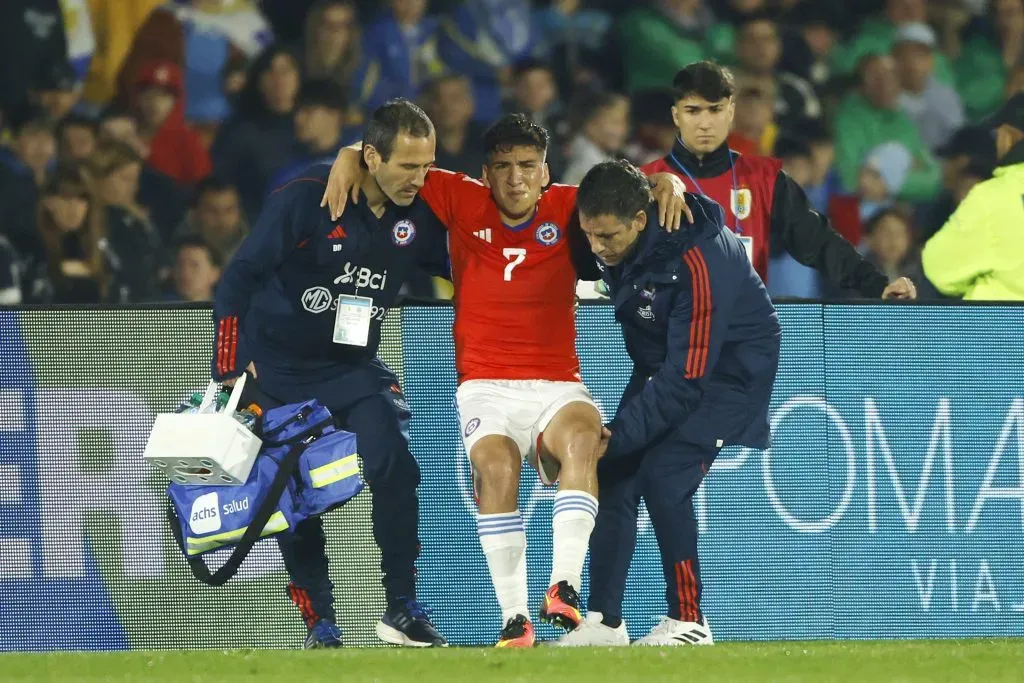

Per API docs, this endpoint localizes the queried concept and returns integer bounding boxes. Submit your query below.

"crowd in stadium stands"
[0,0,1021,305]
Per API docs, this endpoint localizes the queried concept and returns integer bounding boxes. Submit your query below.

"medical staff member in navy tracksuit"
[560,160,781,647]
[212,100,449,649]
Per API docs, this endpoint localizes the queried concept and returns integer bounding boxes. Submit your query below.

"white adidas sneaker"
[552,612,629,647]
[633,616,714,646]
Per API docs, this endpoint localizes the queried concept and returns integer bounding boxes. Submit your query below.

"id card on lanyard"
[333,295,372,346]
[670,149,755,265]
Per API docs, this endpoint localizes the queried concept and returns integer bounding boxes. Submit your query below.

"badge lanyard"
[668,148,743,236]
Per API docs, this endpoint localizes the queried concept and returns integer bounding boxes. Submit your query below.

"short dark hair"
[193,176,238,205]
[361,98,434,165]
[512,58,554,80]
[296,78,348,113]
[482,113,549,161]
[773,135,811,160]
[176,235,223,268]
[576,160,653,222]
[568,88,627,133]
[672,61,735,103]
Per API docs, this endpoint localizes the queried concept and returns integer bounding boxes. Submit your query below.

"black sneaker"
[376,598,448,647]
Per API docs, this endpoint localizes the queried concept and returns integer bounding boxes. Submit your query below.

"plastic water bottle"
[233,403,263,432]
[175,392,205,414]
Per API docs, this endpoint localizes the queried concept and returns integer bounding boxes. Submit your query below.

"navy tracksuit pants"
[247,359,420,627]
[587,440,717,623]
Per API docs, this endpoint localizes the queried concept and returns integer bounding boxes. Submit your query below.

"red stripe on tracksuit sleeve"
[683,248,712,380]
[215,318,226,375]
[229,316,238,373]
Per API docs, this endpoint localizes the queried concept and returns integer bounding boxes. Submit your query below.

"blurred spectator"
[86,140,165,302]
[420,74,487,176]
[833,54,940,201]
[855,207,930,296]
[922,93,1024,300]
[0,234,21,305]
[130,60,212,186]
[34,164,109,303]
[2,109,57,188]
[0,0,69,116]
[858,141,912,221]
[893,23,965,151]
[97,106,189,242]
[778,2,844,90]
[175,177,247,264]
[56,113,98,164]
[29,60,83,122]
[774,135,813,187]
[117,0,273,126]
[728,83,777,156]
[87,139,146,218]
[801,120,842,215]
[623,88,678,166]
[170,235,222,302]
[533,0,613,93]
[81,0,163,109]
[211,44,301,221]
[733,12,822,133]
[953,0,1024,122]
[507,59,563,130]
[0,162,41,276]
[439,0,535,122]
[618,0,730,92]
[832,0,956,87]
[561,90,630,185]
[268,79,349,190]
[303,0,365,126]
[357,0,445,112]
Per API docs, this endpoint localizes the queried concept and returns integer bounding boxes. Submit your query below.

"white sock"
[549,490,598,590]
[477,511,529,625]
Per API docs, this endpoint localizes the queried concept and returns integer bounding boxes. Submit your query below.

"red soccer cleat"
[539,580,583,631]
[495,614,535,648]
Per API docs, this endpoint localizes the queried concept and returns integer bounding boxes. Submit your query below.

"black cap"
[990,92,1024,131]
[936,125,996,161]
[34,60,78,91]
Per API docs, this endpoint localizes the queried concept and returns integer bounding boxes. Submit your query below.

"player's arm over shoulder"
[420,167,489,226]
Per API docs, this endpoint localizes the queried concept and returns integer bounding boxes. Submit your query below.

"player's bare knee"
[470,437,521,492]
[551,420,602,467]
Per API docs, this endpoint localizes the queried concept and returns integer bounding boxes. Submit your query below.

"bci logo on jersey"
[335,262,388,290]
[392,219,416,246]
[535,222,561,246]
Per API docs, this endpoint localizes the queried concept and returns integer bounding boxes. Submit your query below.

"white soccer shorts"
[455,379,598,485]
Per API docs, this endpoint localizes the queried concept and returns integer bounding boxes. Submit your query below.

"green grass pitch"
[4,640,1022,682]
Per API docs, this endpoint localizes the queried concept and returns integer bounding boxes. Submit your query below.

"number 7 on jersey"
[503,248,526,281]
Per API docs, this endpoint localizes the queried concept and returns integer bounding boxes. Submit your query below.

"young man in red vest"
[643,61,917,300]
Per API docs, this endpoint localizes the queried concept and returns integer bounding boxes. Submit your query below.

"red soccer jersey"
[418,169,582,383]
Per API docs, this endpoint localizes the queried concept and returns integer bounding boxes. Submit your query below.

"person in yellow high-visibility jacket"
[922,93,1024,300]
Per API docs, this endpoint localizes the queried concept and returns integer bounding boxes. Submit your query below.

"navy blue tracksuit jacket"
[603,195,782,459]
[587,195,781,626]
[211,163,449,624]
